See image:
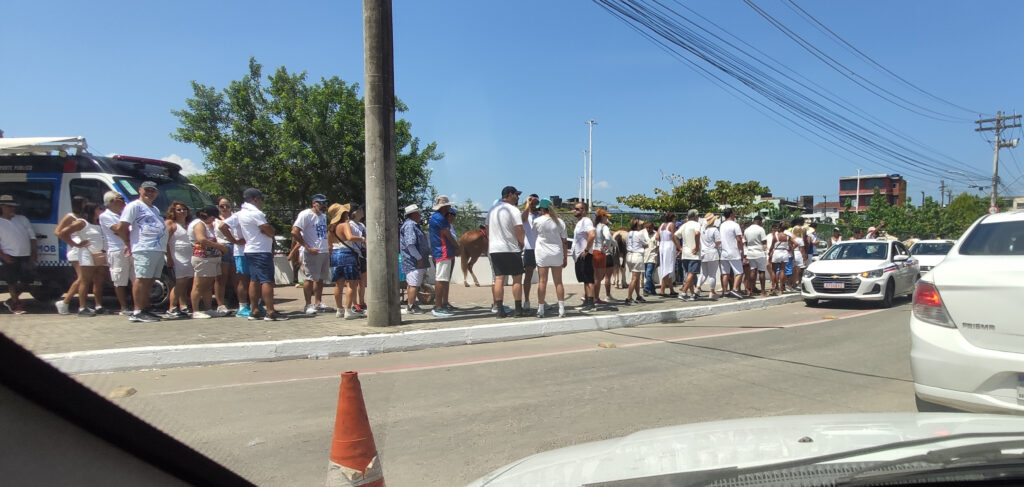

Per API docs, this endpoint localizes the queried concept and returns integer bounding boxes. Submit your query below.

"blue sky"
[3,1,1023,210]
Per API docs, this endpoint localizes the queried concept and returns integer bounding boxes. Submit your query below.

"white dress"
[531,215,568,267]
[658,224,677,280]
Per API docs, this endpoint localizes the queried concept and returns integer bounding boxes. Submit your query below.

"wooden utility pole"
[363,0,400,326]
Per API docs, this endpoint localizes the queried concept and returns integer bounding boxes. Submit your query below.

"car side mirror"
[894,254,909,262]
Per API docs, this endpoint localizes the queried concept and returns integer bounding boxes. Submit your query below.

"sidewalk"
[1,265,801,374]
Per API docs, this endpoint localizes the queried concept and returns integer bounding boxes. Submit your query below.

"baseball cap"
[538,198,552,209]
[312,194,327,203]
[243,188,265,201]
[140,181,158,190]
[501,186,522,198]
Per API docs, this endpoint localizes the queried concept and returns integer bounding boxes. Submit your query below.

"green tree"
[944,192,988,237]
[616,174,771,216]
[172,57,442,210]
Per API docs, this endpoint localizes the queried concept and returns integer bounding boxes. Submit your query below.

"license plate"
[823,281,844,289]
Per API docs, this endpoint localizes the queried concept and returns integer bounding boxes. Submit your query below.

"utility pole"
[939,180,946,207]
[920,191,925,207]
[855,168,861,212]
[363,0,400,326]
[581,149,588,203]
[975,111,1021,213]
[586,120,597,206]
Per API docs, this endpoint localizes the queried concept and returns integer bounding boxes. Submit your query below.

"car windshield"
[910,242,953,255]
[959,220,1024,255]
[115,177,212,213]
[820,242,889,260]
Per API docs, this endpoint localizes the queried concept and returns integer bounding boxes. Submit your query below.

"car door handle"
[36,234,48,239]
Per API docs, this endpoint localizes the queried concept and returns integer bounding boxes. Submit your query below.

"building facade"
[838,173,907,211]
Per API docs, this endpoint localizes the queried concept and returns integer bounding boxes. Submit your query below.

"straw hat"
[704,213,718,226]
[328,203,350,225]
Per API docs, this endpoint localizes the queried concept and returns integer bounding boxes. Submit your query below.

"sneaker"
[119,308,133,316]
[523,301,531,311]
[344,308,361,320]
[12,303,26,315]
[623,298,633,305]
[164,307,181,319]
[193,310,212,319]
[93,307,107,315]
[264,311,289,321]
[490,304,511,314]
[351,307,366,317]
[514,308,530,318]
[248,311,266,321]
[678,293,689,300]
[405,305,423,315]
[143,311,163,322]
[304,304,317,315]
[496,306,509,318]
[728,290,744,299]
[2,300,12,313]
[579,303,595,313]
[55,301,70,315]
[237,305,251,318]
[216,305,235,317]
[558,306,566,318]
[635,296,647,303]
[77,307,96,317]
[257,303,267,314]
[594,298,608,305]
[443,303,457,312]
[316,303,332,313]
[210,308,228,317]
[130,311,160,323]
[431,308,453,317]
[536,303,546,318]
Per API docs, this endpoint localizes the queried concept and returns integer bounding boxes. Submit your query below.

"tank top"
[189,219,222,258]
[348,221,366,253]
[169,221,192,264]
[72,219,107,255]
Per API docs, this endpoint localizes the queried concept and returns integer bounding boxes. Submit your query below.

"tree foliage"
[838,189,988,239]
[172,57,442,209]
[616,174,772,215]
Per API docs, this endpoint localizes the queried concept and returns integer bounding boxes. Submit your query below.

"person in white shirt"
[744,215,768,297]
[237,188,287,321]
[571,202,597,312]
[767,222,791,295]
[530,199,569,317]
[114,181,169,323]
[520,193,541,310]
[291,194,330,315]
[487,186,526,318]
[624,218,649,305]
[100,191,132,314]
[718,208,745,299]
[59,202,109,317]
[0,194,37,314]
[697,214,722,300]
[674,209,702,300]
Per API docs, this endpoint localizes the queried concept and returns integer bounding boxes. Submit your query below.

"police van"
[0,136,212,305]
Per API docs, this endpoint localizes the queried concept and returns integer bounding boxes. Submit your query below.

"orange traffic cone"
[326,371,385,487]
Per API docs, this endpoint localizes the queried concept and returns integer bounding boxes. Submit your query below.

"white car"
[911,210,1024,413]
[909,239,955,273]
[800,239,919,307]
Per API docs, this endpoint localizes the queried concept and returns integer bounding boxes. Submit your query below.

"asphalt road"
[76,299,916,486]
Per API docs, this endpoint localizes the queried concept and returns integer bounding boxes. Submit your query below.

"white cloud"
[595,181,611,189]
[162,154,204,175]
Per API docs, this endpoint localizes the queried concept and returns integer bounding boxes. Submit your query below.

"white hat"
[404,204,421,216]
[432,195,454,210]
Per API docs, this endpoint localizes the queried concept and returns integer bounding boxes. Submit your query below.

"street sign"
[989,205,999,214]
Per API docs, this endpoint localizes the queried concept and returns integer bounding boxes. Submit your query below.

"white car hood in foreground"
[806,259,887,275]
[467,413,1024,486]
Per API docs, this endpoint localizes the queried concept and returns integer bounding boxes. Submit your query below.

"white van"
[0,136,212,305]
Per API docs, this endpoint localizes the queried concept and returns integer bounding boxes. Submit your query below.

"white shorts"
[771,251,790,264]
[66,245,79,263]
[625,252,644,273]
[108,249,133,286]
[720,259,743,275]
[78,248,103,267]
[406,268,426,287]
[793,252,805,268]
[435,259,454,282]
[748,257,767,272]
[173,260,194,281]
[301,252,330,281]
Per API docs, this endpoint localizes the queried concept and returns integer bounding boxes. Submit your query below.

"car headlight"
[860,268,883,278]
[804,270,815,279]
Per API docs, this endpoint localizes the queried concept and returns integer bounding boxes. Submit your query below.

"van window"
[0,182,54,220]
[69,179,113,207]
[114,177,211,213]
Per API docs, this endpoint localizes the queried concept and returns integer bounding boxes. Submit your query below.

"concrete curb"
[41,295,803,374]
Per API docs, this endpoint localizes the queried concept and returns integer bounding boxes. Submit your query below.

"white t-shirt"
[594,223,613,253]
[119,199,168,253]
[626,230,648,253]
[221,214,245,255]
[486,202,522,254]
[531,215,567,267]
[237,202,273,254]
[675,220,701,260]
[744,223,767,259]
[719,220,742,260]
[99,209,124,252]
[292,208,328,253]
[0,214,34,257]
[572,217,594,259]
[700,226,721,262]
[523,212,539,250]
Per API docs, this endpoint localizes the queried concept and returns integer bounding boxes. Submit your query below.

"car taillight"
[913,281,955,328]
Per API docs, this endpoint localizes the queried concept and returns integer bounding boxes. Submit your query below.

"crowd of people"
[0,182,845,321]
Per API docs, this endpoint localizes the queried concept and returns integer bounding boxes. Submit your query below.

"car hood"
[806,259,887,274]
[467,413,1024,487]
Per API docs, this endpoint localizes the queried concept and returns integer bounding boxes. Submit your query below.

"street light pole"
[586,120,597,206]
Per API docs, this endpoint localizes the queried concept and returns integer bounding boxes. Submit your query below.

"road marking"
[149,307,884,396]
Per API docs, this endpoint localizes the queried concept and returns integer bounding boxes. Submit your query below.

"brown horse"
[611,229,628,288]
[459,229,489,287]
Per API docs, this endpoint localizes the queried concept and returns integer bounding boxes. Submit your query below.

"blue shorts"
[132,250,165,279]
[785,257,793,276]
[682,259,700,274]
[221,245,234,264]
[234,255,250,275]
[331,248,360,282]
[245,252,274,284]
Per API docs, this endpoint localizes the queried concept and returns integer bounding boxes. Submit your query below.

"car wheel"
[880,279,895,308]
[29,285,64,303]
[148,269,174,308]
[804,298,819,307]
[915,395,963,413]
